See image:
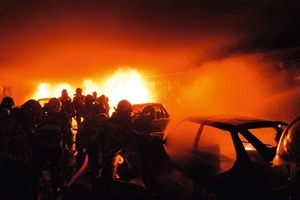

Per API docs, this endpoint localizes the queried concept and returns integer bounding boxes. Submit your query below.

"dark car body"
[132,103,170,138]
[165,115,289,200]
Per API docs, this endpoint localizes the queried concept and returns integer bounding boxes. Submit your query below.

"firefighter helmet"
[0,96,15,110]
[21,99,42,116]
[276,116,300,165]
[116,99,132,113]
[141,105,155,118]
[47,97,62,113]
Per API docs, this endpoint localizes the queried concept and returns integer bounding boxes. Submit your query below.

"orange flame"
[31,68,155,113]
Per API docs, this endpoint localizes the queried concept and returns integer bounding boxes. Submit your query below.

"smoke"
[0,83,15,104]
[153,53,300,124]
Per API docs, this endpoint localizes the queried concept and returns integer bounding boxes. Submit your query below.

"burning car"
[164,115,289,200]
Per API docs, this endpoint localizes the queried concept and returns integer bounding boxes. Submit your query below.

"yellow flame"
[245,143,255,151]
[83,79,99,95]
[36,82,51,98]
[31,68,155,113]
[105,68,150,108]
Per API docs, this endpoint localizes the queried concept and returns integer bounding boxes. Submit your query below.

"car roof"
[132,103,166,109]
[181,115,287,130]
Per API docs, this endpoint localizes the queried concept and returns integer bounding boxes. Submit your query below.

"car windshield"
[132,103,170,119]
[242,127,278,149]
[166,121,236,174]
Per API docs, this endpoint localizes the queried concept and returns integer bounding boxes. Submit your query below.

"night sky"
[1,0,300,121]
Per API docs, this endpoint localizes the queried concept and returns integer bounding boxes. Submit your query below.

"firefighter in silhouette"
[75,95,106,173]
[59,89,75,119]
[20,99,43,199]
[98,94,110,117]
[0,97,26,199]
[0,102,17,199]
[0,99,43,199]
[132,105,155,135]
[73,87,85,127]
[36,97,74,198]
[75,95,97,168]
[96,100,135,186]
[132,105,160,192]
[0,96,15,111]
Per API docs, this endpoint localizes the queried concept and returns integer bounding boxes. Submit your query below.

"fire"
[36,82,51,98]
[106,68,151,108]
[35,82,74,99]
[31,68,155,114]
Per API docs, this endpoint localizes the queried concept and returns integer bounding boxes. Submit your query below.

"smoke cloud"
[153,53,300,124]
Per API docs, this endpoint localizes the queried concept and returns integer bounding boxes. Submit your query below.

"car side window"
[153,104,169,119]
[248,127,278,148]
[197,126,236,174]
[165,121,201,165]
[238,132,272,170]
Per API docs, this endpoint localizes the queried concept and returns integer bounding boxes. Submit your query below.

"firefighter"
[59,89,75,119]
[89,100,134,199]
[36,97,74,198]
[73,88,85,127]
[21,99,43,199]
[0,96,15,111]
[75,95,106,174]
[0,100,42,199]
[0,106,15,199]
[132,105,160,192]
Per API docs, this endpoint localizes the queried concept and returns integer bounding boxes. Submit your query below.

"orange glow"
[245,144,255,151]
[34,82,74,99]
[115,155,124,164]
[31,68,155,113]
[106,68,151,108]
[36,82,51,98]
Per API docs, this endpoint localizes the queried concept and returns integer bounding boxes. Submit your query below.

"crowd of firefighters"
[0,87,160,200]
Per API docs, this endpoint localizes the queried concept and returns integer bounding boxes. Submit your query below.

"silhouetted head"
[98,94,106,102]
[141,105,155,119]
[47,98,62,113]
[21,99,42,117]
[116,99,132,113]
[92,91,97,98]
[75,88,83,95]
[0,96,15,110]
[85,94,94,106]
[62,89,68,97]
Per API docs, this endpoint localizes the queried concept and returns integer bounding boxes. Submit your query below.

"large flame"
[31,68,155,113]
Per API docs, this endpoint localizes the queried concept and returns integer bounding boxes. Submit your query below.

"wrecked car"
[165,115,289,200]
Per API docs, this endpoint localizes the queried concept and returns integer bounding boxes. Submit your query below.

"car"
[132,103,170,138]
[164,115,289,200]
[38,97,52,108]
